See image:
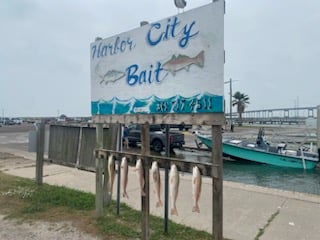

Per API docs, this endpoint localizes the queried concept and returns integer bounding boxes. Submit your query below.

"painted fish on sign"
[90,2,225,115]
[163,50,204,76]
[100,70,125,85]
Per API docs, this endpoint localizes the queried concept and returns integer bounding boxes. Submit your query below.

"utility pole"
[317,105,320,161]
[229,78,233,129]
[224,78,237,131]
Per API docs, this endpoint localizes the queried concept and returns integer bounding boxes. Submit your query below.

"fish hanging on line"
[169,164,180,215]
[192,166,202,213]
[162,50,205,76]
[151,161,163,207]
[135,159,146,196]
[121,157,129,198]
[108,154,116,197]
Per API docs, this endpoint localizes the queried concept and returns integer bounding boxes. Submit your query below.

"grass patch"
[0,171,218,239]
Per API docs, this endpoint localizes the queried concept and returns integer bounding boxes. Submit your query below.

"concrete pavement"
[0,146,320,240]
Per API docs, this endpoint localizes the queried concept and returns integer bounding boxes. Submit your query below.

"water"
[223,160,320,195]
[172,149,320,195]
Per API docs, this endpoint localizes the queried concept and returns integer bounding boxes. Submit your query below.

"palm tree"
[232,91,250,126]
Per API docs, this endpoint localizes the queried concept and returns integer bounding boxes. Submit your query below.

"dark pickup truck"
[127,124,185,152]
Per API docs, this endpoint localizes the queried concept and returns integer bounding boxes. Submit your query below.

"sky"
[1,0,319,118]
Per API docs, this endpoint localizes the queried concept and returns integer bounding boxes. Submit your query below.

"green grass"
[0,171,218,239]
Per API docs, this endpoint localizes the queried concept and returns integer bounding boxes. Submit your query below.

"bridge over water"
[226,106,318,125]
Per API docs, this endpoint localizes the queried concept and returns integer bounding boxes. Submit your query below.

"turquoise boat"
[195,128,319,170]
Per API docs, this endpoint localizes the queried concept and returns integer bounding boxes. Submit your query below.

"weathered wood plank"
[95,123,104,218]
[36,120,45,185]
[212,125,223,240]
[141,123,150,240]
[95,149,213,177]
[92,113,225,126]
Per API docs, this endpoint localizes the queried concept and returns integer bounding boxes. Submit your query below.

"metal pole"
[317,105,320,161]
[164,124,170,233]
[116,123,122,215]
[229,78,232,130]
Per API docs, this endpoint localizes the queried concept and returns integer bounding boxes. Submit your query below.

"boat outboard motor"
[277,143,287,153]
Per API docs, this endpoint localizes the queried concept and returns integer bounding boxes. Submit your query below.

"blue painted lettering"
[180,21,198,48]
[101,45,108,56]
[91,37,135,59]
[91,45,97,59]
[126,62,164,86]
[126,64,139,86]
[146,16,199,48]
[147,23,162,46]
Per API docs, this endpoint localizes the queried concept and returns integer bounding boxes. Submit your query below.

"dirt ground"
[0,151,99,240]
[0,215,99,240]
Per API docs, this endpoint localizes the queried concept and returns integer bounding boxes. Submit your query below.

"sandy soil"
[0,215,99,240]
[0,150,99,240]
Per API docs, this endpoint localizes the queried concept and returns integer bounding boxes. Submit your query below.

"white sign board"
[90,2,224,116]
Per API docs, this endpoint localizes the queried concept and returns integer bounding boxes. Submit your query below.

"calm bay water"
[172,150,320,195]
[223,160,320,195]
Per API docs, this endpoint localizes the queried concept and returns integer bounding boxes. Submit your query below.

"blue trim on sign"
[91,93,223,115]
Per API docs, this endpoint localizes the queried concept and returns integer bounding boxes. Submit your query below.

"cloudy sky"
[1,0,319,117]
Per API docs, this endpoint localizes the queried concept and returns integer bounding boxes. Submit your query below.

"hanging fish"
[192,166,202,213]
[162,50,205,76]
[169,164,180,215]
[121,157,129,198]
[151,161,163,207]
[135,159,146,196]
[108,154,116,197]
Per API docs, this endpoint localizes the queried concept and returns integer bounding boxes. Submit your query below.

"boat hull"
[196,134,318,169]
[223,142,317,170]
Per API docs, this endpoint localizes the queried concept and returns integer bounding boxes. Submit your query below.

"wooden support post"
[95,123,104,217]
[36,120,45,185]
[116,123,122,215]
[75,126,83,168]
[141,123,150,240]
[104,124,117,205]
[211,125,223,240]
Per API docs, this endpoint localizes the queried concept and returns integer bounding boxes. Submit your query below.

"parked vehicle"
[160,123,192,131]
[127,124,185,152]
[0,118,15,125]
[12,118,23,125]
